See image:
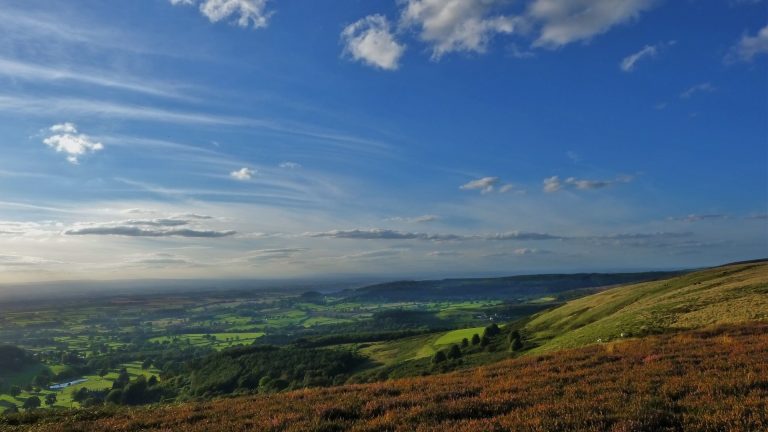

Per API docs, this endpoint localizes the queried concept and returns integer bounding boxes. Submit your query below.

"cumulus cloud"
[460,177,500,194]
[230,167,255,180]
[401,0,521,59]
[42,122,103,164]
[681,82,715,99]
[727,24,768,62]
[342,15,405,70]
[529,0,657,48]
[170,0,272,28]
[543,175,632,193]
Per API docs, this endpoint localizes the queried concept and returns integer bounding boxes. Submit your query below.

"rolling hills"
[523,260,768,353]
[1,261,766,431]
[342,271,682,301]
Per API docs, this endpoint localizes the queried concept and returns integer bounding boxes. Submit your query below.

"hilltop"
[523,260,768,353]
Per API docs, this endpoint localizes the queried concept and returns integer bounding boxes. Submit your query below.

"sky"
[0,0,766,284]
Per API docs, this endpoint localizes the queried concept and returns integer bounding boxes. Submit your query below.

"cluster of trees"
[184,345,365,397]
[431,323,524,367]
[0,345,37,372]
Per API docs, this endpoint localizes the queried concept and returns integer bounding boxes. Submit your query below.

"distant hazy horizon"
[0,0,765,284]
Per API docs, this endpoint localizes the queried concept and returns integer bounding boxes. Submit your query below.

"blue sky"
[0,0,766,283]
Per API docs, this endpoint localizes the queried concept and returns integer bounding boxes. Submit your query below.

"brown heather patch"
[2,322,766,432]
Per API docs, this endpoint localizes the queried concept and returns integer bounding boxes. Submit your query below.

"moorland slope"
[523,260,768,353]
[2,323,765,432]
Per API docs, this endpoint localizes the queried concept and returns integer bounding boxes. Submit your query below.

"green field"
[433,326,487,346]
[149,332,265,349]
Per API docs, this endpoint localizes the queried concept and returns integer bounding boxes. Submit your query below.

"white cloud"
[230,167,255,180]
[460,177,499,194]
[42,123,103,164]
[681,82,715,99]
[544,175,632,192]
[543,176,563,193]
[499,184,524,194]
[342,15,405,70]
[400,0,521,59]
[529,0,657,48]
[170,0,272,29]
[620,44,657,71]
[728,25,768,62]
[278,161,301,169]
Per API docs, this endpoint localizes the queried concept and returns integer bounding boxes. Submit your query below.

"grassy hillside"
[4,323,765,431]
[524,261,768,353]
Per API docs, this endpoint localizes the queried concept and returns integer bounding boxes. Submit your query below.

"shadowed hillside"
[344,271,682,301]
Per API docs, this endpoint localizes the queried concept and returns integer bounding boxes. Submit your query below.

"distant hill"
[343,271,683,301]
[524,260,768,353]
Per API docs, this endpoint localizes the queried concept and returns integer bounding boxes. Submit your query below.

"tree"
[73,387,90,403]
[483,323,500,338]
[461,338,469,348]
[9,385,21,397]
[141,359,152,370]
[23,396,41,410]
[3,405,19,415]
[44,393,57,406]
[113,369,130,389]
[509,330,523,351]
[105,389,122,405]
[432,351,447,364]
[147,375,158,387]
[447,344,462,360]
[471,334,481,345]
[480,335,490,347]
[34,373,50,388]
